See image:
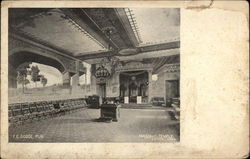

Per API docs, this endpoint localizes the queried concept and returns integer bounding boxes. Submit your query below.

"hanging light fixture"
[95,65,110,78]
[95,56,120,79]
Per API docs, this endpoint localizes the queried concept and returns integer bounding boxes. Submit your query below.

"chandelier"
[95,65,110,78]
[94,56,120,79]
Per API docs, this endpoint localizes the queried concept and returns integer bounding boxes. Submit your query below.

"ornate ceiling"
[9,8,180,65]
[125,8,180,45]
[9,9,108,56]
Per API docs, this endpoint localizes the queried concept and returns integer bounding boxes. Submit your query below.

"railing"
[8,98,87,126]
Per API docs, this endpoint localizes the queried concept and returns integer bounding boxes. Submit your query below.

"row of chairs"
[8,98,87,126]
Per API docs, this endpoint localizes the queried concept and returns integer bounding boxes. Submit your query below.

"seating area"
[151,97,166,106]
[8,98,87,126]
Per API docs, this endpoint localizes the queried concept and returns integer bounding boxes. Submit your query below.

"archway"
[9,51,66,88]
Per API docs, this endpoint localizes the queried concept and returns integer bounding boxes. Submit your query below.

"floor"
[9,107,180,142]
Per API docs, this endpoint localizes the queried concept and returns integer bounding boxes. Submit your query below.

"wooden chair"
[52,100,61,116]
[29,102,39,121]
[71,99,77,111]
[8,104,14,125]
[58,100,66,115]
[48,101,58,117]
[36,102,45,120]
[42,101,51,118]
[21,103,30,122]
[80,99,87,108]
[76,99,82,109]
[11,103,23,125]
[65,100,72,113]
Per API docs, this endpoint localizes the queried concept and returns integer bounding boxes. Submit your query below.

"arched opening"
[26,62,62,88]
[9,51,66,88]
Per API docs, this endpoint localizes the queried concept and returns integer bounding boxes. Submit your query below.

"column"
[116,72,120,97]
[62,72,71,88]
[71,73,79,88]
[9,71,17,88]
[90,71,97,95]
[8,65,17,88]
[148,70,153,103]
[85,72,87,85]
[72,61,82,94]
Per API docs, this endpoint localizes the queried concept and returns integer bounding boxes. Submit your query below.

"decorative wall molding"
[155,63,180,74]
[115,61,153,72]
[164,63,180,73]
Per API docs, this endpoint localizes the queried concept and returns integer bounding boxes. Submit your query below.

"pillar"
[62,72,71,87]
[116,72,120,97]
[148,70,153,103]
[90,64,97,95]
[71,73,79,88]
[8,65,17,88]
[71,72,80,95]
[9,71,17,88]
[85,72,87,84]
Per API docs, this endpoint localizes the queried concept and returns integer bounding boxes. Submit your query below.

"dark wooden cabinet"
[100,104,119,122]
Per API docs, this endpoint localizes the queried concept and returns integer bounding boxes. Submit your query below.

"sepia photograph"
[2,1,248,158]
[8,8,180,143]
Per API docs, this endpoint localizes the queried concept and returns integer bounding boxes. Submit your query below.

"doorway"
[165,80,180,105]
[99,83,106,104]
[119,70,149,103]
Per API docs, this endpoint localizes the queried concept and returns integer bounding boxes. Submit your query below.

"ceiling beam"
[77,41,180,60]
[138,41,180,53]
[103,8,138,48]
[76,50,115,60]
[115,8,139,47]
[60,8,118,51]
